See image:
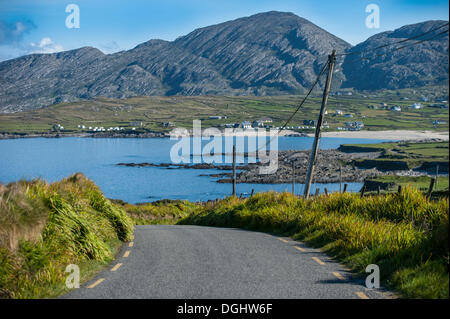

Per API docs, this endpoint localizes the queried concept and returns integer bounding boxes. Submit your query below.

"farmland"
[0,86,448,135]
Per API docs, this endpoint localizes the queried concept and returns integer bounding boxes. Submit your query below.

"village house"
[241,121,252,129]
[432,120,447,125]
[303,119,317,126]
[345,121,364,131]
[259,117,273,123]
[252,120,264,128]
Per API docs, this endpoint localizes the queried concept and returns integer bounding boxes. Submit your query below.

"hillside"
[342,20,449,90]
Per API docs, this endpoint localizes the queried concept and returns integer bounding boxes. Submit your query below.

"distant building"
[344,114,353,118]
[241,121,252,129]
[335,110,343,115]
[345,121,364,131]
[411,103,422,109]
[303,120,317,126]
[259,117,273,123]
[252,120,264,128]
[391,106,402,112]
[432,120,447,125]
[130,121,143,127]
[161,122,174,128]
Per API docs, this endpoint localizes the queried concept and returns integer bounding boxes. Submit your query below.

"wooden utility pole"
[343,184,348,193]
[435,164,439,190]
[304,50,336,198]
[427,178,435,199]
[292,162,295,194]
[232,145,236,196]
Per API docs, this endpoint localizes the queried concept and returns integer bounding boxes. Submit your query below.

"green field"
[366,175,449,193]
[340,141,449,173]
[0,86,448,134]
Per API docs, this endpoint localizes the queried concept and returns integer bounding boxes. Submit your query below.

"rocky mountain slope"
[0,11,448,113]
[342,20,449,90]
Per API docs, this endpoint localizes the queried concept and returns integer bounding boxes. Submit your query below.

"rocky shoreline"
[116,149,407,184]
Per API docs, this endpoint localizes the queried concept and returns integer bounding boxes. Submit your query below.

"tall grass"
[0,173,134,298]
[118,199,202,225]
[179,189,449,299]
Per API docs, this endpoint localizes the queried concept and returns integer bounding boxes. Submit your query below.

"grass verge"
[0,173,134,298]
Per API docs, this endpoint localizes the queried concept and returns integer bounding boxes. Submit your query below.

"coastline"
[0,129,448,141]
[312,130,449,141]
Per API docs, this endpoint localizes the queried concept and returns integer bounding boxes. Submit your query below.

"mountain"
[342,20,449,90]
[0,12,448,113]
[0,11,351,112]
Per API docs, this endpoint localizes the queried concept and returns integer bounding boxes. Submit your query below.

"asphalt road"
[63,225,387,299]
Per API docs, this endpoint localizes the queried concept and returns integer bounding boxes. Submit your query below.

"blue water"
[0,137,393,203]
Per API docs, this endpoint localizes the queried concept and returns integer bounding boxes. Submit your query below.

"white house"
[241,121,252,129]
[411,103,422,109]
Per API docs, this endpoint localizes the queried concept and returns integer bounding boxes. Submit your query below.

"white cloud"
[29,37,64,54]
[99,41,121,54]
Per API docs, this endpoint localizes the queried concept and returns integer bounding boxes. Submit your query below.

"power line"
[255,59,330,152]
[253,24,448,154]
[336,22,449,57]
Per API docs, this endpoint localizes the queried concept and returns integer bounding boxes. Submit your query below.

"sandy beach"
[313,130,449,141]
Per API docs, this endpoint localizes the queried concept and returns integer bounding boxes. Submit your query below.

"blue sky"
[0,0,448,61]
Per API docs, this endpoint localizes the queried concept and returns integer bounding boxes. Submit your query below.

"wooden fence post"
[232,145,236,197]
[427,178,435,199]
[360,186,366,198]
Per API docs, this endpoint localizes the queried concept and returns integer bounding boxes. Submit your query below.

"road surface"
[63,225,388,299]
